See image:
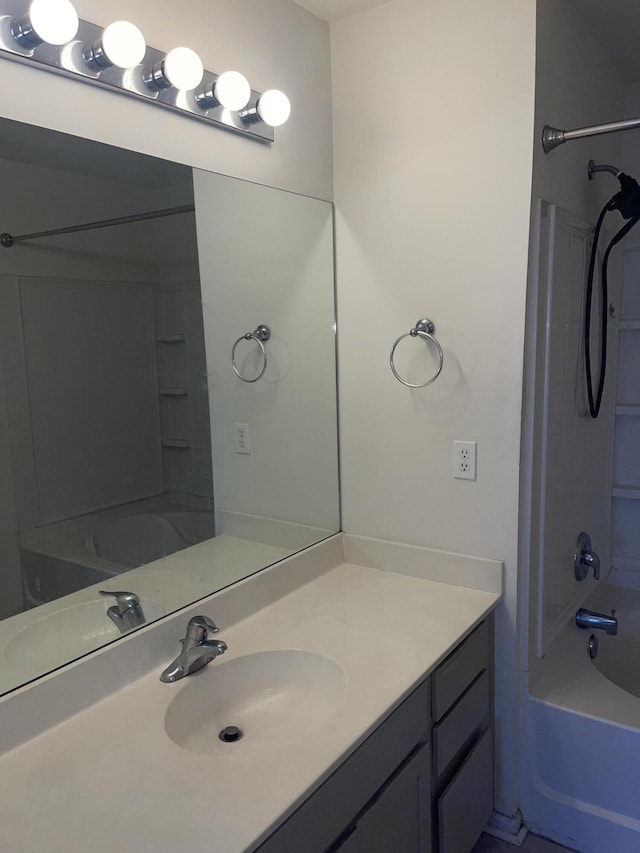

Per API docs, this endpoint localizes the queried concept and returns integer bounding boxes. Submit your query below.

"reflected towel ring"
[232,324,271,383]
[390,318,444,388]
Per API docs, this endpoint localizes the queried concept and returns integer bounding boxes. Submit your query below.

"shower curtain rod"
[0,204,195,248]
[543,116,640,152]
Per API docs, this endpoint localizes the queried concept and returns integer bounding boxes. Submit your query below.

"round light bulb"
[163,47,203,91]
[214,71,251,111]
[101,21,146,69]
[29,0,78,45]
[257,89,291,128]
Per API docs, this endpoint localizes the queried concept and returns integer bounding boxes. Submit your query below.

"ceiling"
[292,0,391,23]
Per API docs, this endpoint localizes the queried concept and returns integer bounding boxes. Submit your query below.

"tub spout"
[575,608,618,636]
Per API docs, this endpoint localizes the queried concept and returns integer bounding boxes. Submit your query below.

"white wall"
[331,0,536,825]
[0,0,333,201]
[194,170,339,534]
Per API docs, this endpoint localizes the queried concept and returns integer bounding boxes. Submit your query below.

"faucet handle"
[99,590,141,612]
[185,615,220,645]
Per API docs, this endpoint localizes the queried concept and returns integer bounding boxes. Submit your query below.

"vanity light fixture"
[144,46,204,92]
[83,21,146,71]
[195,70,251,111]
[11,0,78,47]
[0,1,290,142]
[240,89,291,128]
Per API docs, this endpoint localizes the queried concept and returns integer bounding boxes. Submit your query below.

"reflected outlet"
[234,423,251,454]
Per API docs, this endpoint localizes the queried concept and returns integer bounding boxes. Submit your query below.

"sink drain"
[219,725,243,743]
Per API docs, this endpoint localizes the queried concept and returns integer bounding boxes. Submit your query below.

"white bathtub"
[524,583,640,852]
[19,500,215,606]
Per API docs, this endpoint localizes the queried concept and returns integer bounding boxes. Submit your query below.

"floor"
[472,832,576,853]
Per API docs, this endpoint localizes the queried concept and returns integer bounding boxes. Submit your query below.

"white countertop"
[0,535,501,853]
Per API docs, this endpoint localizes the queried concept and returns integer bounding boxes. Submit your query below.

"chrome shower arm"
[543,116,640,153]
[588,161,621,180]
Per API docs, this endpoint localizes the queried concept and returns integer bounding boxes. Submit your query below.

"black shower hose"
[584,200,640,418]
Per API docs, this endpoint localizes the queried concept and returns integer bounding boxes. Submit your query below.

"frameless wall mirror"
[0,116,340,696]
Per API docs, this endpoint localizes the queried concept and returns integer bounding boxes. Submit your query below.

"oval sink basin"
[164,649,347,754]
[4,597,163,675]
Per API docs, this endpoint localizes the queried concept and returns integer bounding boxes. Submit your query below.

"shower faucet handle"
[573,532,600,582]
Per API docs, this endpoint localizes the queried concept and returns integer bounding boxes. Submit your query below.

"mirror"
[0,117,340,696]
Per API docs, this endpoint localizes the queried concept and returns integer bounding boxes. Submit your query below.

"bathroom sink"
[164,649,347,754]
[4,597,163,674]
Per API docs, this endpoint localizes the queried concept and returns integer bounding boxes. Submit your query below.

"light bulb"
[12,0,79,47]
[256,90,291,127]
[96,21,146,69]
[214,71,251,111]
[162,47,203,90]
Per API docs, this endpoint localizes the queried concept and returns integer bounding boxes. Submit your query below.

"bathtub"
[524,582,640,852]
[19,500,215,606]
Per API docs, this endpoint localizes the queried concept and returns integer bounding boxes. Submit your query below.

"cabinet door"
[437,728,493,853]
[354,743,431,853]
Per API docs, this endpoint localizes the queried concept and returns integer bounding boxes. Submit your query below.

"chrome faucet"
[573,532,601,581]
[160,615,227,683]
[575,607,618,636]
[99,590,146,633]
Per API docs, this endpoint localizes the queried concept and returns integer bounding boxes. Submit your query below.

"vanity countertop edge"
[0,533,502,853]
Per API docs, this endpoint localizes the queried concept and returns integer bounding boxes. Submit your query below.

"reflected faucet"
[99,590,146,633]
[160,615,228,683]
[575,608,618,636]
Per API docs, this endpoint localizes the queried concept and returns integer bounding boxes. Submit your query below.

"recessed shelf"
[616,404,640,416]
[156,334,185,343]
[159,387,188,397]
[619,320,640,330]
[162,438,191,449]
[613,485,640,500]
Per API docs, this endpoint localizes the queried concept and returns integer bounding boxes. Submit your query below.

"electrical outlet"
[453,440,477,480]
[234,423,251,454]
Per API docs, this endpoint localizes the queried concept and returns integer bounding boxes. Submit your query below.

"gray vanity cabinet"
[431,620,493,853]
[340,742,431,852]
[256,617,493,853]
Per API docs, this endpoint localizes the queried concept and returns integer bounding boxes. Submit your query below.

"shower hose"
[585,180,640,419]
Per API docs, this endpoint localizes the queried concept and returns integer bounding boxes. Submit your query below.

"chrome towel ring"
[390,318,444,388]
[232,324,271,383]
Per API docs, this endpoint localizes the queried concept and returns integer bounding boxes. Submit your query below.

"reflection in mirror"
[0,118,340,696]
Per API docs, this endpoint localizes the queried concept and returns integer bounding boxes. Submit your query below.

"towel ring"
[390,318,444,388]
[232,324,271,383]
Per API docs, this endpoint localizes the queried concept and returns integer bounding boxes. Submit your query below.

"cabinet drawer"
[432,621,489,722]
[437,727,493,853]
[433,671,489,779]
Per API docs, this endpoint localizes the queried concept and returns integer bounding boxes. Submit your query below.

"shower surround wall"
[608,84,640,590]
[525,0,625,666]
[521,0,630,846]
[0,153,210,615]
